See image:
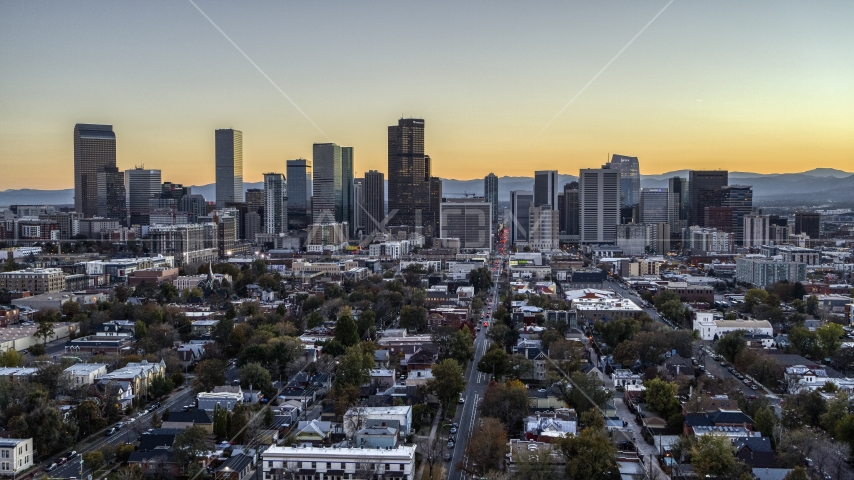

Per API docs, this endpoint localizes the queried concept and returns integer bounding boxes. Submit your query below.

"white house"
[343,406,412,439]
[262,444,416,480]
[64,363,109,386]
[0,438,33,475]
[198,386,243,412]
[693,312,773,341]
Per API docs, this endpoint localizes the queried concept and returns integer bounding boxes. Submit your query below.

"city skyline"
[3,1,854,190]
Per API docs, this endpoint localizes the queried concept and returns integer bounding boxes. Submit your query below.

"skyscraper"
[579,167,620,244]
[312,143,343,224]
[667,177,689,237]
[285,159,311,229]
[639,188,669,225]
[125,168,161,225]
[484,173,499,225]
[722,185,753,245]
[341,147,355,237]
[215,129,244,208]
[688,170,728,227]
[263,173,287,235]
[510,190,534,246]
[439,198,493,251]
[794,212,820,239]
[363,170,385,235]
[388,118,433,232]
[353,178,364,233]
[743,214,770,248]
[534,170,558,210]
[74,124,116,217]
[96,166,126,224]
[608,154,640,208]
[559,182,580,238]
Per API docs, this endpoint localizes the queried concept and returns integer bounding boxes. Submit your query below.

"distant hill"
[2,168,852,207]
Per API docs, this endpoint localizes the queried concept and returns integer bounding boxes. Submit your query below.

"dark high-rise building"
[688,170,728,227]
[363,170,385,235]
[769,215,788,227]
[580,167,620,244]
[510,190,534,246]
[667,177,689,237]
[534,170,558,210]
[558,182,579,237]
[429,176,442,222]
[74,124,116,217]
[388,118,432,232]
[180,194,207,223]
[639,188,669,225]
[312,143,343,223]
[215,129,243,208]
[286,159,311,229]
[722,185,753,245]
[609,154,640,208]
[484,173,499,225]
[794,212,820,239]
[161,182,191,200]
[96,166,126,224]
[125,168,161,225]
[341,147,355,237]
[704,207,734,232]
[263,173,287,235]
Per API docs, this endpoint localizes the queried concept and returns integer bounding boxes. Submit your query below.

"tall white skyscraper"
[579,167,620,244]
[743,214,770,248]
[263,173,287,235]
[215,129,244,208]
[534,170,558,210]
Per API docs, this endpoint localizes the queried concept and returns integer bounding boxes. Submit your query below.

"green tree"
[334,343,375,389]
[788,325,822,359]
[74,399,108,438]
[0,349,22,367]
[478,344,510,378]
[149,375,175,399]
[239,362,274,394]
[34,314,58,345]
[306,311,324,330]
[212,405,228,438]
[449,329,475,366]
[594,317,640,348]
[559,371,612,414]
[83,451,105,471]
[753,405,777,442]
[816,323,844,358]
[486,323,510,344]
[783,467,809,480]
[644,378,680,418]
[690,433,737,478]
[716,330,748,363]
[428,359,466,415]
[819,392,849,434]
[356,310,376,338]
[193,359,227,392]
[744,288,770,312]
[470,267,494,294]
[461,417,508,477]
[334,313,360,347]
[399,305,427,332]
[173,425,210,466]
[556,422,618,480]
[479,379,529,432]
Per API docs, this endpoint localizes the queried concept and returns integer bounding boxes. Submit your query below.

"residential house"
[354,420,400,448]
[293,419,337,445]
[735,436,777,469]
[0,438,33,476]
[261,445,416,480]
[523,409,577,442]
[405,347,437,373]
[64,363,109,387]
[191,319,219,336]
[216,454,255,480]
[505,440,565,479]
[161,409,214,433]
[198,386,243,412]
[98,359,166,399]
[528,386,566,410]
[343,406,412,439]
[176,343,206,369]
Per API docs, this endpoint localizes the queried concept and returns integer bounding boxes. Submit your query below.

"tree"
[0,349,22,367]
[548,339,585,374]
[173,425,210,466]
[461,418,508,476]
[782,467,809,480]
[690,433,737,478]
[428,359,466,415]
[194,359,227,392]
[816,323,844,358]
[334,312,360,347]
[511,445,559,480]
[34,315,57,345]
[74,399,108,438]
[594,317,640,349]
[753,405,777,442]
[212,405,228,438]
[334,343,375,389]
[470,267,494,294]
[487,323,510,344]
[819,392,849,434]
[479,379,529,432]
[788,325,822,359]
[449,329,475,366]
[149,375,175,399]
[356,310,376,338]
[478,345,510,379]
[399,305,427,332]
[716,330,747,363]
[558,371,612,414]
[556,422,618,480]
[240,362,274,395]
[644,378,680,418]
[83,451,105,471]
[743,288,769,313]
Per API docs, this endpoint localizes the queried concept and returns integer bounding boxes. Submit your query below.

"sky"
[1,1,853,190]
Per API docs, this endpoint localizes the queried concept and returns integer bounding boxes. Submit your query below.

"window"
[0,451,7,459]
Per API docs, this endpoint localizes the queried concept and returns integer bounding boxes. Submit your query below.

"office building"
[306,222,348,252]
[203,209,238,258]
[388,118,433,233]
[263,173,287,235]
[558,182,580,238]
[125,168,161,225]
[439,198,493,251]
[341,147,355,237]
[794,212,820,239]
[704,207,734,232]
[96,166,126,224]
[148,223,218,266]
[639,188,668,225]
[609,154,640,208]
[743,214,770,248]
[534,170,558,210]
[38,212,81,241]
[74,124,117,217]
[429,176,442,235]
[363,170,385,235]
[285,159,311,229]
[722,185,753,245]
[682,226,733,253]
[579,167,620,244]
[528,205,559,251]
[484,173,499,225]
[736,257,807,288]
[688,170,728,227]
[215,129,244,208]
[180,194,207,223]
[312,143,343,224]
[510,190,534,246]
[0,268,66,294]
[261,444,416,480]
[667,177,689,238]
[353,178,364,233]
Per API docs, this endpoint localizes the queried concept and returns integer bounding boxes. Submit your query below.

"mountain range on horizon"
[2,167,852,207]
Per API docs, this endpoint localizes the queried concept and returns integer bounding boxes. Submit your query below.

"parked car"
[46,463,58,472]
[106,427,116,436]
[443,453,452,461]
[57,457,67,466]
[68,451,78,459]
[447,440,455,448]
